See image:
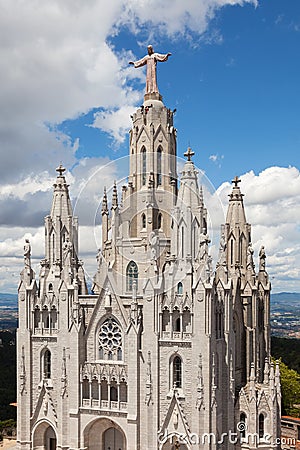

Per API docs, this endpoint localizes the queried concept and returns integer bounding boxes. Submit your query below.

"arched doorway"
[103,427,123,450]
[32,421,57,450]
[83,418,126,450]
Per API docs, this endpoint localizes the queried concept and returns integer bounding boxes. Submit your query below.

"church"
[17,47,281,450]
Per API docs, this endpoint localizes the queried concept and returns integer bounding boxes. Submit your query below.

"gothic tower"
[17,48,281,450]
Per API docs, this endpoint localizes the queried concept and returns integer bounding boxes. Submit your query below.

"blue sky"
[57,0,300,188]
[0,0,299,293]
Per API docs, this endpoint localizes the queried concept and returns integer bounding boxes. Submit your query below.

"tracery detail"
[99,317,122,361]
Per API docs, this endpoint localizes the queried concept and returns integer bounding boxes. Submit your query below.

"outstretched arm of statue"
[155,52,172,62]
[129,55,148,68]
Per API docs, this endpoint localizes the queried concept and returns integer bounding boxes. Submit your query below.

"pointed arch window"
[34,306,40,329]
[173,356,182,388]
[162,308,170,332]
[91,379,99,400]
[101,380,108,400]
[141,147,146,185]
[157,147,162,185]
[175,317,181,332]
[157,213,162,229]
[177,282,183,295]
[127,261,138,291]
[44,349,51,379]
[82,378,89,399]
[259,413,265,438]
[110,383,118,401]
[142,213,146,229]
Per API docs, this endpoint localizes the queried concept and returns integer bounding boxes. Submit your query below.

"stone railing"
[161,331,192,341]
[33,327,58,336]
[81,398,127,411]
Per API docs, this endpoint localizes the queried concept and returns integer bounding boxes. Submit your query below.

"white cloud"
[120,0,257,37]
[209,153,224,168]
[91,105,138,143]
[0,0,258,183]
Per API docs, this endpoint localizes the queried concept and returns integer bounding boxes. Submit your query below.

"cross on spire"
[184,147,195,161]
[232,176,241,187]
[56,163,66,176]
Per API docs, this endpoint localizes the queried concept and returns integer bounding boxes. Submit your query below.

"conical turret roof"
[50,164,73,221]
[177,148,202,211]
[225,176,247,227]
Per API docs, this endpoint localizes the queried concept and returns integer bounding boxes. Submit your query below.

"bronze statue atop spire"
[129,45,171,99]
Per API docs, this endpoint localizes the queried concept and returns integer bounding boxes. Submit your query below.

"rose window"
[99,318,122,360]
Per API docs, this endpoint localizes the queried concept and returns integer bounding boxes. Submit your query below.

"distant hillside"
[271,292,300,304]
[271,292,300,316]
[0,293,17,309]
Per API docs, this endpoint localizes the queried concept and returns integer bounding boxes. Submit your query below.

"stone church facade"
[17,78,281,449]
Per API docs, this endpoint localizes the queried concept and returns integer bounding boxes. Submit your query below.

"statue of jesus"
[129,45,171,95]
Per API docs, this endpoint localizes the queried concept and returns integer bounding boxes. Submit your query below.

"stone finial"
[232,175,241,187]
[184,147,195,162]
[56,163,66,176]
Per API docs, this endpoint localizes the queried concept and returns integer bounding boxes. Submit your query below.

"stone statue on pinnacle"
[129,45,171,96]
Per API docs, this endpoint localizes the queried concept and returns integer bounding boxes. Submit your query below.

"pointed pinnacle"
[112,181,118,208]
[102,187,108,214]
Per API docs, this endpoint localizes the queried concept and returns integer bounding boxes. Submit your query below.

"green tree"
[276,358,300,417]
